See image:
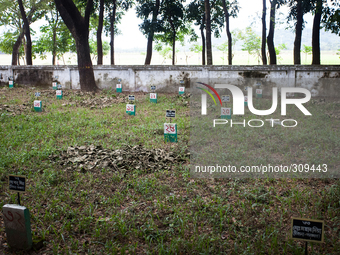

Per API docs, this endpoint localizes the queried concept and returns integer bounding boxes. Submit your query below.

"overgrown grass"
[0,87,339,254]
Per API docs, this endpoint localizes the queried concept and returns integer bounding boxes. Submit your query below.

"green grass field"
[0,86,339,254]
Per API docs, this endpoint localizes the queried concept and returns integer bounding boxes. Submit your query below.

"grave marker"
[126,104,136,116]
[179,87,185,95]
[52,82,57,90]
[2,204,32,250]
[256,89,262,98]
[116,83,122,93]
[33,100,42,112]
[164,123,177,143]
[150,93,157,103]
[221,107,232,119]
[244,96,248,106]
[9,80,14,88]
[56,90,63,99]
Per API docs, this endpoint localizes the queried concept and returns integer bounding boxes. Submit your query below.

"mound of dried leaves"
[49,144,187,172]
[0,104,29,116]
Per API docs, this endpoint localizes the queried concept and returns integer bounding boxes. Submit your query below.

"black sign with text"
[291,218,324,243]
[8,175,26,192]
[166,110,176,118]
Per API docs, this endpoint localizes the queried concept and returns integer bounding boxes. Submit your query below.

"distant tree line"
[0,0,339,91]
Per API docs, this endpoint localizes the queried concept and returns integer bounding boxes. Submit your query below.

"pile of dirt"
[0,104,29,116]
[49,144,186,172]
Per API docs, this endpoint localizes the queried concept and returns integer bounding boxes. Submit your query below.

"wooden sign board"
[291,217,324,243]
[8,175,26,193]
[166,110,176,118]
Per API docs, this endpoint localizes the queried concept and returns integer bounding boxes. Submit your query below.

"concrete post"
[2,204,32,250]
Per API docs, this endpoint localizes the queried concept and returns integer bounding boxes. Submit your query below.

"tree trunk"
[12,31,24,66]
[221,0,232,65]
[312,0,322,65]
[52,28,57,65]
[200,25,206,65]
[200,14,206,66]
[294,0,303,65]
[97,0,104,65]
[261,0,267,65]
[110,1,116,65]
[145,0,160,65]
[54,0,98,92]
[267,0,277,65]
[205,0,212,65]
[18,0,32,65]
[172,32,176,65]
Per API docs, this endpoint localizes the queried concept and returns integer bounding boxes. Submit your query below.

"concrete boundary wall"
[0,65,339,97]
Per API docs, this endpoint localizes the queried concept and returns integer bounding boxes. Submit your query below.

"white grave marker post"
[2,204,32,250]
[179,87,185,95]
[244,96,248,106]
[256,89,263,98]
[221,107,232,119]
[150,93,157,103]
[116,83,122,93]
[33,100,42,112]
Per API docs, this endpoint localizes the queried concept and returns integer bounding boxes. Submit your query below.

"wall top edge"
[0,65,339,71]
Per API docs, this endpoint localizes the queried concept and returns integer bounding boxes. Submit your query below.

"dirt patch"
[49,144,187,173]
[0,104,29,116]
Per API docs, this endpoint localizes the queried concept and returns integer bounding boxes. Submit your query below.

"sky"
[109,0,315,50]
[1,0,327,52]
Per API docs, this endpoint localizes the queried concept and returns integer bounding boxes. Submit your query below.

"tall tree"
[261,0,267,65]
[221,0,239,65]
[205,0,212,65]
[54,0,98,91]
[267,0,277,64]
[288,0,312,65]
[267,0,286,65]
[106,0,133,65]
[156,0,188,65]
[136,0,161,65]
[97,0,104,65]
[18,0,33,65]
[311,0,322,65]
[322,1,340,35]
[187,0,224,65]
